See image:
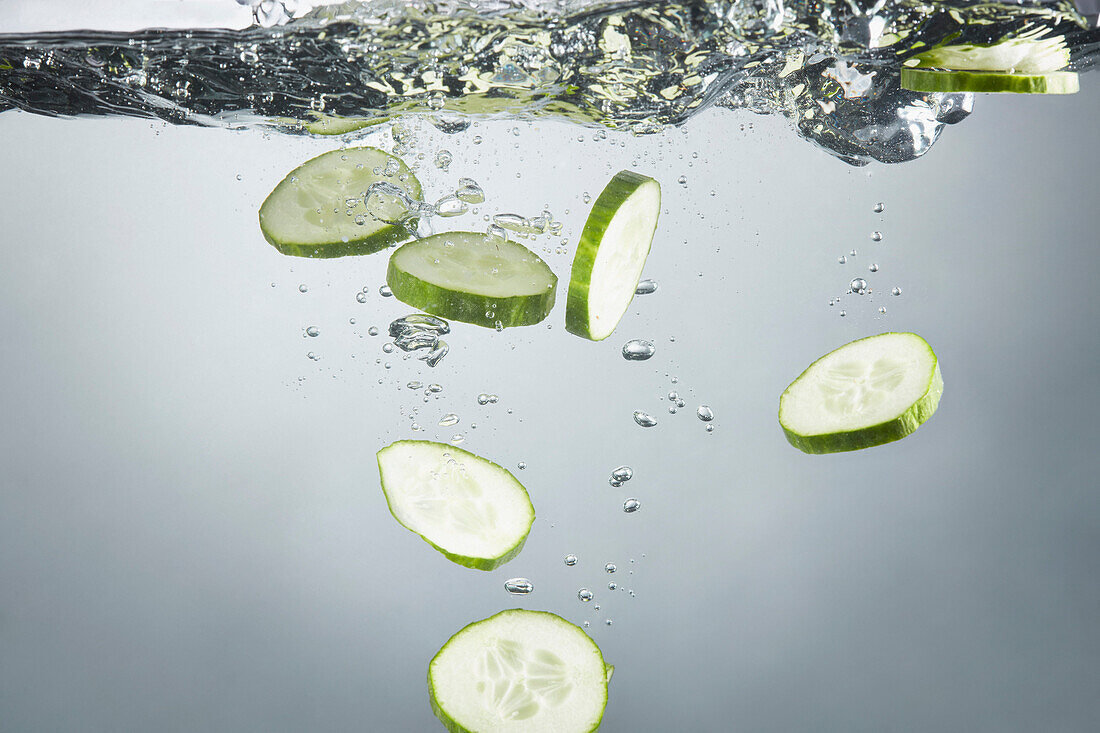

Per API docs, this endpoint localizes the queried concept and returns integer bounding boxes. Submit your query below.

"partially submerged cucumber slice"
[387,232,557,329]
[428,609,609,732]
[779,332,943,454]
[258,147,421,258]
[901,67,1079,94]
[376,440,534,570]
[910,32,1070,74]
[565,171,661,341]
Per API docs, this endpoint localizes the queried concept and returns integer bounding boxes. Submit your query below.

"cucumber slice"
[565,171,661,341]
[901,67,1079,94]
[428,610,609,732]
[779,332,943,454]
[386,232,557,329]
[376,440,534,570]
[258,147,421,258]
[911,33,1070,74]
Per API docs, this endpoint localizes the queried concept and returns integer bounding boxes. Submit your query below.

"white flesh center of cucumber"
[782,333,934,435]
[392,233,555,298]
[432,612,605,731]
[586,180,660,340]
[261,148,416,245]
[378,442,532,560]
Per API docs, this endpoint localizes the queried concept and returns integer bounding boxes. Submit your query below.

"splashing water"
[1,1,1097,164]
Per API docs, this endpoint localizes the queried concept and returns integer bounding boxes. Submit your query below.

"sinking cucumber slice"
[258,147,420,258]
[911,33,1070,74]
[565,171,661,341]
[901,67,1079,94]
[387,231,557,329]
[779,332,943,454]
[428,610,609,732]
[376,440,534,570]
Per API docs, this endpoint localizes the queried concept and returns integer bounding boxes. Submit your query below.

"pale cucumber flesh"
[376,441,534,571]
[429,610,609,733]
[258,147,421,257]
[779,332,943,454]
[901,67,1079,94]
[566,170,661,341]
[387,231,557,328]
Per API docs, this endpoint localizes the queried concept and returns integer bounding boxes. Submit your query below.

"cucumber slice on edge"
[779,332,943,454]
[565,170,661,341]
[901,67,1079,94]
[258,147,421,258]
[376,440,535,571]
[428,609,610,733]
[387,232,558,329]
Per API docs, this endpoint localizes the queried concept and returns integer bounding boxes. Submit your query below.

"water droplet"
[839,310,847,317]
[434,194,468,218]
[605,563,617,573]
[298,284,308,293]
[420,340,449,367]
[564,554,578,567]
[379,285,393,297]
[477,393,492,405]
[455,178,485,204]
[838,256,847,265]
[623,498,641,513]
[633,411,657,428]
[504,578,533,595]
[878,306,887,314]
[356,292,368,303]
[622,340,655,361]
[517,461,527,470]
[635,279,658,295]
[609,466,633,486]
[407,381,423,390]
[850,277,868,294]
[305,326,320,337]
[367,326,379,336]
[578,588,594,602]
[871,231,883,242]
[868,263,879,273]
[434,149,453,170]
[891,286,902,296]
[608,582,618,590]
[697,405,714,422]
[705,424,714,433]
[677,175,687,186]
[382,343,395,353]
[873,202,885,213]
[306,351,318,361]
[427,384,443,393]
[605,618,614,626]
[472,135,483,145]
[439,413,459,427]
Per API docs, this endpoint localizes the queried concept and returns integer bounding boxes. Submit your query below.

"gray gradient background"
[1,16,1099,733]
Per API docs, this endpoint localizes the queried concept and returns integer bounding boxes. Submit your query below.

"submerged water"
[1,0,1098,163]
[2,2,1100,733]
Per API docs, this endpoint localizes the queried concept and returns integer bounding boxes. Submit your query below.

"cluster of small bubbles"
[564,554,578,566]
[609,466,633,487]
[298,284,308,293]
[504,578,534,595]
[605,563,617,573]
[578,588,594,602]
[305,326,320,337]
[622,339,655,361]
[635,279,658,295]
[892,286,902,296]
[356,292,368,303]
[874,202,885,213]
[838,255,847,265]
[582,192,591,204]
[632,411,658,428]
[439,413,459,428]
[697,405,714,422]
[871,231,883,242]
[623,498,641,513]
[517,461,527,470]
[868,263,879,273]
[379,285,393,297]
[307,351,319,361]
[850,277,868,295]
